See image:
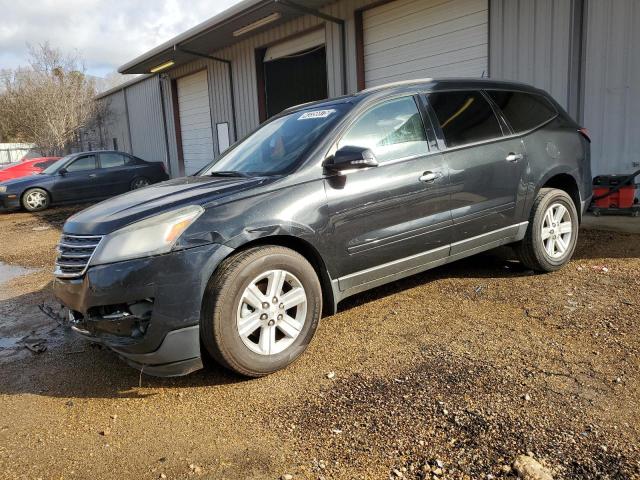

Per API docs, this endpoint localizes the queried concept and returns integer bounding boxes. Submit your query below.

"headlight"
[91,205,204,265]
[0,186,7,193]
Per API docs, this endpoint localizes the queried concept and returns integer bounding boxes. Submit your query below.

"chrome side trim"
[336,222,529,299]
[338,244,449,292]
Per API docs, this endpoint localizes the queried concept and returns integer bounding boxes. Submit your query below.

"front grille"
[54,234,104,278]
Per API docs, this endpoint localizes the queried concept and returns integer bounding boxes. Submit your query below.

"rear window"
[428,91,503,148]
[487,91,557,133]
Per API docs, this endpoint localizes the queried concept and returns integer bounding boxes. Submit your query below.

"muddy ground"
[0,207,638,480]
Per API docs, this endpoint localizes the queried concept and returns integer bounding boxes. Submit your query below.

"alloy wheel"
[236,269,307,356]
[132,178,150,189]
[25,191,46,210]
[541,202,573,259]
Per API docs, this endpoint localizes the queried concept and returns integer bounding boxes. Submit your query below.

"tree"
[0,43,102,154]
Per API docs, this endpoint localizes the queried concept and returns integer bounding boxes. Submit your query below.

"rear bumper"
[54,243,234,376]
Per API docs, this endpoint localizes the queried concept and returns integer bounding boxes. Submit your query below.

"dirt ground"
[0,207,638,480]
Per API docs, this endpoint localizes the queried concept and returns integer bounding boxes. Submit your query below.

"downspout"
[157,74,173,177]
[276,0,348,95]
[122,87,133,154]
[174,45,238,143]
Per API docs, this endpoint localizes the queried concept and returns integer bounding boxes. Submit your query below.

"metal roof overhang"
[118,0,336,74]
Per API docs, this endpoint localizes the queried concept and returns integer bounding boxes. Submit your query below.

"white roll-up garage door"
[363,0,489,88]
[177,70,215,175]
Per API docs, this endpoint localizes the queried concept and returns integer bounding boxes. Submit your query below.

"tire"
[200,246,322,377]
[22,188,50,212]
[130,177,150,190]
[515,188,579,272]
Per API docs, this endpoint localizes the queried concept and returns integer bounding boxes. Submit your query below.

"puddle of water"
[0,261,38,284]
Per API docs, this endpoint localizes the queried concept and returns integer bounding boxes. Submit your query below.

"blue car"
[0,151,169,212]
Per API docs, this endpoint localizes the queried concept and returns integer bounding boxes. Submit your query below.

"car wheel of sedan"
[515,188,579,272]
[130,177,150,190]
[200,246,322,377]
[22,188,50,212]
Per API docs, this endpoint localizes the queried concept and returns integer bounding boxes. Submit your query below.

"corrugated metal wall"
[582,0,640,175]
[489,0,581,115]
[125,76,168,163]
[101,90,131,153]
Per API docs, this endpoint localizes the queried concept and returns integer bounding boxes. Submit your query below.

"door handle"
[506,152,524,163]
[419,171,440,183]
[88,174,97,178]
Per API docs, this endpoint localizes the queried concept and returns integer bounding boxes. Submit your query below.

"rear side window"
[100,152,126,168]
[339,96,429,163]
[487,91,557,133]
[428,91,503,148]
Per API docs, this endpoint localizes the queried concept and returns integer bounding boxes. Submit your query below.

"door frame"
[255,25,327,123]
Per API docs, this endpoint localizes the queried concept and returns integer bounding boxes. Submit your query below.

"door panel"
[326,154,451,289]
[52,155,100,202]
[324,95,452,289]
[99,152,133,195]
[446,137,527,239]
[426,90,527,241]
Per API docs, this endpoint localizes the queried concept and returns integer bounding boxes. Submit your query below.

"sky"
[0,0,242,78]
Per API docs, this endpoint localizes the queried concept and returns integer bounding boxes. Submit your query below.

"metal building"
[98,0,639,178]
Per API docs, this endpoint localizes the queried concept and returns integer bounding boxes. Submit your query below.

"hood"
[63,175,272,235]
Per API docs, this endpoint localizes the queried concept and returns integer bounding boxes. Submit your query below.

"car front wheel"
[200,246,322,377]
[22,188,50,212]
[515,188,579,272]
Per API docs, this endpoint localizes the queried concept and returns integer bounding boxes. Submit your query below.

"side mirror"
[58,168,67,175]
[324,146,378,172]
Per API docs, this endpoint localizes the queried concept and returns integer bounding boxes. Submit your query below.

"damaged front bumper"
[54,243,233,377]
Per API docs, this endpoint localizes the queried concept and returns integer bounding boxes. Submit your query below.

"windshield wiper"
[208,170,251,178]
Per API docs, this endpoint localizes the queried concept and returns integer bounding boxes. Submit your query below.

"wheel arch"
[20,185,52,206]
[536,170,582,221]
[218,235,337,317]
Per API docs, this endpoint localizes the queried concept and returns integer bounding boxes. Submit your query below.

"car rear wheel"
[515,188,579,272]
[22,188,50,212]
[130,177,150,190]
[200,246,322,377]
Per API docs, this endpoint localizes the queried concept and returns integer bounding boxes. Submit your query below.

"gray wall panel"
[489,0,578,113]
[125,76,169,164]
[582,0,640,176]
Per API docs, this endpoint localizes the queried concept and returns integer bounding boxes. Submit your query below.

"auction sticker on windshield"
[298,109,335,120]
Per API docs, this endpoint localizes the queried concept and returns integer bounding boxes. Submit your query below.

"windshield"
[200,104,349,176]
[41,155,73,175]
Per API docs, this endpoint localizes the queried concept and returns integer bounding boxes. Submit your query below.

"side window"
[66,155,97,172]
[487,91,557,133]
[428,91,503,148]
[338,96,429,163]
[100,153,126,169]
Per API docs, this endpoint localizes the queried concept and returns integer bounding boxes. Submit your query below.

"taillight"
[578,127,591,142]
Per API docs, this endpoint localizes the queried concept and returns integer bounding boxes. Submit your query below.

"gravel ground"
[0,208,638,480]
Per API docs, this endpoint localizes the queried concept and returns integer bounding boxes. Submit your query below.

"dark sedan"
[0,151,169,212]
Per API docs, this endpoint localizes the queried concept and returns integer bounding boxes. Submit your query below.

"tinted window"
[428,91,503,148]
[339,96,428,163]
[487,91,557,133]
[100,152,126,168]
[66,155,97,172]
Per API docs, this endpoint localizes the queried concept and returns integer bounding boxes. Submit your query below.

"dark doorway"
[263,46,328,119]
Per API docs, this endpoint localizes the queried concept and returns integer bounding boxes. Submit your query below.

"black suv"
[53,79,592,377]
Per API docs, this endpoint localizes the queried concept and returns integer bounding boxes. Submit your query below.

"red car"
[0,157,61,182]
